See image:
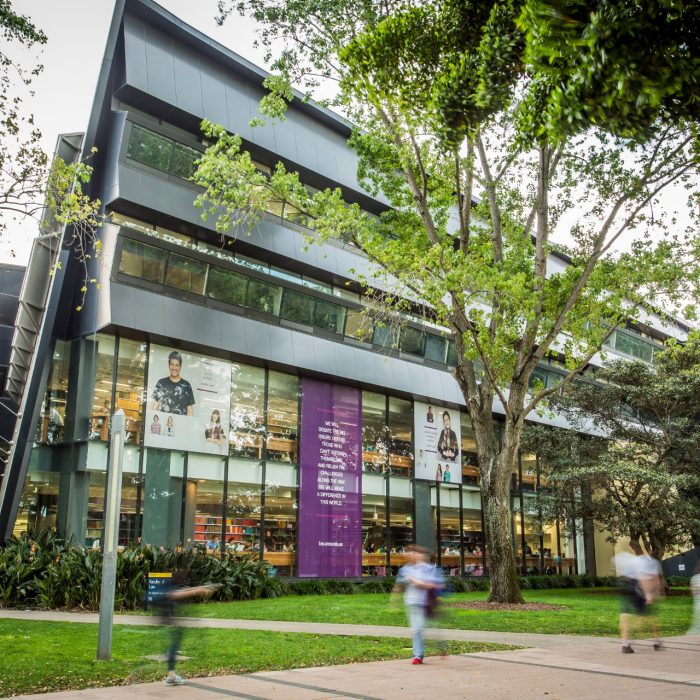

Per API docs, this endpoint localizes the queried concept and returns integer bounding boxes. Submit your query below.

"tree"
[519,0,700,139]
[523,336,700,561]
[197,0,699,601]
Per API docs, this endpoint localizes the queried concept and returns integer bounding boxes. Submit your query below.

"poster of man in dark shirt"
[152,351,196,416]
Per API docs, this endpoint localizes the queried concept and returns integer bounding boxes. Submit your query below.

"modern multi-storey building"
[0,0,689,578]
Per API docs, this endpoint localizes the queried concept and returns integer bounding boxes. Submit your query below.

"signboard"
[145,571,172,607]
[144,345,230,455]
[298,378,362,577]
[414,401,462,484]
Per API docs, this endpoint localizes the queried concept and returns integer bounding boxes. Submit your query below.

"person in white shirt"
[393,545,444,664]
[614,539,663,653]
[689,561,700,635]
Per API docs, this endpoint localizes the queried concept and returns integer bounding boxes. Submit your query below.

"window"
[226,482,262,554]
[165,253,207,294]
[399,326,424,356]
[188,457,226,554]
[13,471,60,537]
[362,494,387,575]
[388,398,412,477]
[460,413,479,485]
[446,341,458,366]
[424,334,447,363]
[38,340,70,445]
[280,289,315,326]
[127,124,173,172]
[388,496,413,572]
[314,298,345,334]
[345,309,372,341]
[171,142,200,179]
[89,335,116,441]
[119,239,167,284]
[373,325,398,349]
[263,485,297,575]
[207,266,248,306]
[266,371,299,463]
[116,339,146,445]
[246,278,281,315]
[362,391,387,473]
[230,363,265,459]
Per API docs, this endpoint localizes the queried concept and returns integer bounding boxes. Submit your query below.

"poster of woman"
[413,401,462,484]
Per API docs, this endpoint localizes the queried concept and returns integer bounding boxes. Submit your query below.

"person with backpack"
[393,544,445,664]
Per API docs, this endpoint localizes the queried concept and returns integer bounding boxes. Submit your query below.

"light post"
[97,409,125,660]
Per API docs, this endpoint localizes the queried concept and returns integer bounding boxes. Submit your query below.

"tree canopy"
[201,0,699,601]
[523,335,700,561]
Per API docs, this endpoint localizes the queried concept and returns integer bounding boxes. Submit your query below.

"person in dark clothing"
[436,410,458,461]
[152,351,196,416]
[153,569,219,686]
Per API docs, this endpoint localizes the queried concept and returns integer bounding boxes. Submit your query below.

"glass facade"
[14,331,583,578]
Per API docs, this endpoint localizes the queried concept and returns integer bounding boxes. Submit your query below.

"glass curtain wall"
[362,392,387,473]
[388,496,413,573]
[38,340,70,445]
[188,456,226,553]
[230,364,265,459]
[461,413,479,485]
[266,371,299,463]
[115,339,147,445]
[88,335,116,441]
[13,471,60,537]
[388,397,412,477]
[361,493,387,576]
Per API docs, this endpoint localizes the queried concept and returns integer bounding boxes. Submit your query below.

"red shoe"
[411,657,423,665]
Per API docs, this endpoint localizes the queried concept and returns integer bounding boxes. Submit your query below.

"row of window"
[118,236,458,364]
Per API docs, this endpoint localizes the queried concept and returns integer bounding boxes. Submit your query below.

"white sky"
[1,0,265,265]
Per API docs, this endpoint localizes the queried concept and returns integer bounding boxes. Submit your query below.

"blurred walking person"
[393,545,445,664]
[152,569,219,686]
[614,539,663,653]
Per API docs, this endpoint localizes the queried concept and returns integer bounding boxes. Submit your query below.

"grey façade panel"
[271,116,300,164]
[290,112,320,173]
[224,79,255,143]
[200,63,229,128]
[132,287,166,335]
[243,320,273,361]
[123,14,148,94]
[291,332,318,371]
[265,324,296,366]
[173,43,204,117]
[143,23,176,105]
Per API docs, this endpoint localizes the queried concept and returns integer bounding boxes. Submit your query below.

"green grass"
[180,588,693,637]
[0,620,511,696]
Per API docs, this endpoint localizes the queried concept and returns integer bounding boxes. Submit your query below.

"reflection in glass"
[362,391,387,473]
[89,335,116,442]
[226,481,262,553]
[119,239,167,283]
[264,483,297,575]
[127,124,173,172]
[13,471,59,537]
[165,253,207,294]
[116,339,146,445]
[280,288,314,326]
[246,278,282,315]
[189,460,226,554]
[460,413,479,485]
[388,496,413,574]
[267,372,299,463]
[38,340,70,445]
[207,266,248,306]
[388,397,412,477]
[362,494,387,576]
[230,363,265,459]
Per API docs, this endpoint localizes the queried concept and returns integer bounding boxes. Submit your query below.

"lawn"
[181,588,694,637]
[0,620,511,697]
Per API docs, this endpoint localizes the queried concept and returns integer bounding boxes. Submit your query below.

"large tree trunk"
[469,393,525,603]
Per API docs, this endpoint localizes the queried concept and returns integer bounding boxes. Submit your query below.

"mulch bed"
[446,601,566,612]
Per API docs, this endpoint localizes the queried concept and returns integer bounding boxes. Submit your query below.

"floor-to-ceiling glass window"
[37,340,70,445]
[187,454,226,553]
[361,493,387,575]
[263,478,297,575]
[266,371,299,463]
[460,413,479,485]
[230,363,265,459]
[388,397,412,478]
[388,486,413,574]
[115,339,147,445]
[12,470,60,537]
[362,391,387,473]
[88,335,116,441]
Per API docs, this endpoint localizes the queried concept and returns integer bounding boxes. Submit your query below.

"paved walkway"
[2,610,699,699]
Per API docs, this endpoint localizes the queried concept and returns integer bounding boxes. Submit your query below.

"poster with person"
[144,344,231,455]
[414,401,462,484]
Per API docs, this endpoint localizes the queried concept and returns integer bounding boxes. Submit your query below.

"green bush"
[0,531,276,611]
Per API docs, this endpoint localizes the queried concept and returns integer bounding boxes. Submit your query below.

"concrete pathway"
[2,610,699,699]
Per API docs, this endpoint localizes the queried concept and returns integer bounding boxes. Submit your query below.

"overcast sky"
[1,0,265,265]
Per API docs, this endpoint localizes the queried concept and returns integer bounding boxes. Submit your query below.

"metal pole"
[97,409,126,660]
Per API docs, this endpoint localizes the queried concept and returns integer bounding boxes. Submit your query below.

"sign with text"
[414,401,462,484]
[298,378,362,577]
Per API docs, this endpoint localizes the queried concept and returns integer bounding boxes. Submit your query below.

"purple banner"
[298,378,362,577]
